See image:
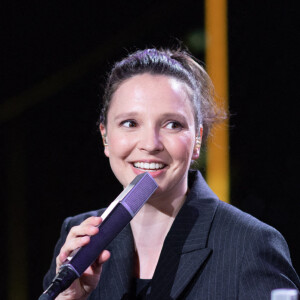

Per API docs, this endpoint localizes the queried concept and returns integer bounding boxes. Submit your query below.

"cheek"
[108,132,134,158]
[166,134,194,162]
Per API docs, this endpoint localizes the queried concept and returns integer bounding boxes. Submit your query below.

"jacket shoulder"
[215,200,284,239]
[206,201,300,296]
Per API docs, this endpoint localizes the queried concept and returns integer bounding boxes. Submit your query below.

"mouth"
[133,162,166,171]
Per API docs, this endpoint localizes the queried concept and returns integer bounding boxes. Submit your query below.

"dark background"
[1,1,299,299]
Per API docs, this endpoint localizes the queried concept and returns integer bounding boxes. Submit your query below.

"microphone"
[39,172,158,300]
[271,289,299,300]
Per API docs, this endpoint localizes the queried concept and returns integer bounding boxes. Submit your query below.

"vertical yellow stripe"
[205,0,230,202]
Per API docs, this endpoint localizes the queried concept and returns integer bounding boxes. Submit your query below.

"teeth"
[133,162,165,170]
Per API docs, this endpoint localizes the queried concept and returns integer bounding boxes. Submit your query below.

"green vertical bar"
[7,124,28,300]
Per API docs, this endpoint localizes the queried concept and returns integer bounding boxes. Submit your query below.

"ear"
[99,123,109,157]
[192,126,203,160]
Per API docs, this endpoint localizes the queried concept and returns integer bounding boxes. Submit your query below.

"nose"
[137,128,164,153]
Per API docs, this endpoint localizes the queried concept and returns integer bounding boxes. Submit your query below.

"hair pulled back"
[99,48,225,142]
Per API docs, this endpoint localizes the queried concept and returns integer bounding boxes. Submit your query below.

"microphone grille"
[121,173,158,215]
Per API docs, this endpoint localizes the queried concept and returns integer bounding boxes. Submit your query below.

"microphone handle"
[40,203,132,300]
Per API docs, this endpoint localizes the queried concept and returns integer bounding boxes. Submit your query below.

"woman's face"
[100,74,200,198]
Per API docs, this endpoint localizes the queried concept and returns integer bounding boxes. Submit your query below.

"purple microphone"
[40,172,158,300]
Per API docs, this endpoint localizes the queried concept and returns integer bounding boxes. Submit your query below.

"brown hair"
[99,48,226,142]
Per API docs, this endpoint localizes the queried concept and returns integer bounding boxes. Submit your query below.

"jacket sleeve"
[238,224,300,299]
[42,216,73,290]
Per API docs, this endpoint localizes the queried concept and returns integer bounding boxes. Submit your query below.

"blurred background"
[1,1,299,299]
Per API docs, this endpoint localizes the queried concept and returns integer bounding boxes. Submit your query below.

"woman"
[43,48,300,299]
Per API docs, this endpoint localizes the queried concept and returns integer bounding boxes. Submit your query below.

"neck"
[130,190,187,279]
[130,188,187,246]
[138,173,189,220]
[136,192,186,221]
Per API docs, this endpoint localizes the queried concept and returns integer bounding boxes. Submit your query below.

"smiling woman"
[42,48,299,299]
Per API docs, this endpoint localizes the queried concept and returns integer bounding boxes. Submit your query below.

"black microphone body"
[40,172,158,300]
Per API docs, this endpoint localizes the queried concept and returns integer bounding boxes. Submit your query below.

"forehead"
[109,73,194,114]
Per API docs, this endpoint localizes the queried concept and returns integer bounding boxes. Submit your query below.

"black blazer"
[44,171,300,299]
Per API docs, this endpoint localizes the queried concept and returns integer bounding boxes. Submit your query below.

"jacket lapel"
[96,224,135,299]
[149,247,212,299]
[148,171,219,299]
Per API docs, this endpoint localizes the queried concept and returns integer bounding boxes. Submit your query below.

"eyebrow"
[114,112,139,121]
[159,112,188,121]
[114,112,188,122]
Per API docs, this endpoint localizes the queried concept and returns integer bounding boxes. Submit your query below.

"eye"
[165,121,183,130]
[121,120,137,128]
